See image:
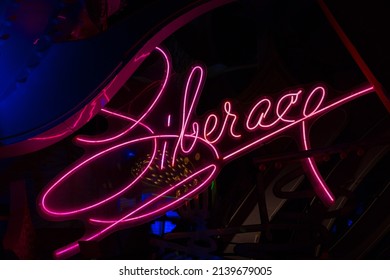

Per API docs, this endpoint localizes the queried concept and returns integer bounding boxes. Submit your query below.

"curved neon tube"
[300,121,335,205]
[172,65,205,165]
[38,45,376,259]
[223,86,375,160]
[40,136,158,217]
[54,164,217,258]
[75,47,171,144]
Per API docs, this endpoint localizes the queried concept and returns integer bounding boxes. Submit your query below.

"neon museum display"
[38,47,376,258]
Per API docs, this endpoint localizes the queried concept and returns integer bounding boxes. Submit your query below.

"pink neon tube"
[37,42,376,259]
[300,121,335,205]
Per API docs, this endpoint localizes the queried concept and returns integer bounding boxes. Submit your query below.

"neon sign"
[38,47,375,258]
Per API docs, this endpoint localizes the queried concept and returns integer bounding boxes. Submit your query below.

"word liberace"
[39,47,375,258]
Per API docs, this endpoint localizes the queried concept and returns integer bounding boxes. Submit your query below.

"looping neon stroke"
[38,46,375,259]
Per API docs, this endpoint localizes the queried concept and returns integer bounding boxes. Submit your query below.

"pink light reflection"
[30,131,69,141]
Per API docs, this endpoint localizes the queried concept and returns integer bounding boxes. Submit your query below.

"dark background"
[0,0,389,259]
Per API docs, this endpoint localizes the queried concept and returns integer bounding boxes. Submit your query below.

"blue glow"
[141,193,152,202]
[166,210,180,218]
[347,219,353,227]
[164,221,176,234]
[151,221,163,236]
[127,150,136,158]
[151,220,176,236]
[0,2,152,145]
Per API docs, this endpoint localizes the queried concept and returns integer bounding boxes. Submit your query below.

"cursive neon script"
[38,47,375,259]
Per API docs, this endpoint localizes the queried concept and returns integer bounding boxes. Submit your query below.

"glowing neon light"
[41,133,218,217]
[161,141,168,170]
[101,108,154,133]
[41,136,158,217]
[303,86,326,117]
[276,90,302,122]
[223,86,374,160]
[203,102,242,144]
[171,65,204,166]
[246,98,274,129]
[91,164,217,224]
[246,90,302,130]
[38,45,377,259]
[75,47,171,144]
[54,164,217,258]
[204,114,219,141]
[161,115,172,169]
[300,121,335,205]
